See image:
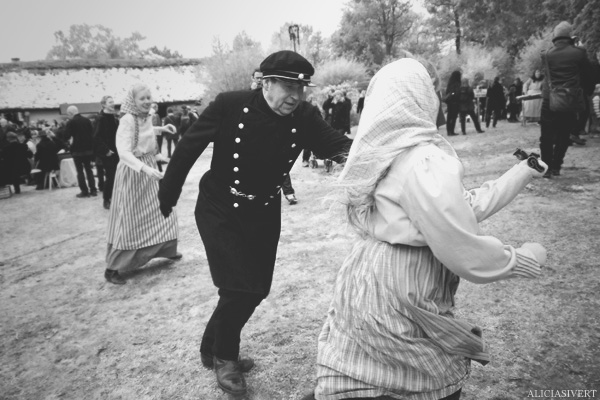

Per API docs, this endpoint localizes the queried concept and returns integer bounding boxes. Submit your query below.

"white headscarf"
[337,58,456,235]
[339,58,454,184]
[120,83,150,150]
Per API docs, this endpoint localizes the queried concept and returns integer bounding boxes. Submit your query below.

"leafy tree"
[574,0,600,61]
[203,36,265,100]
[331,0,414,66]
[423,0,463,54]
[46,24,147,60]
[148,46,183,59]
[268,23,330,67]
[312,57,370,88]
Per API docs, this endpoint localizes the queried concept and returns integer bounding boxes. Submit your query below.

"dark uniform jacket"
[35,137,60,172]
[93,110,119,158]
[65,114,94,157]
[159,89,351,296]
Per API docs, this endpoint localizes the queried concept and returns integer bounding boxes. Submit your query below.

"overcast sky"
[0,0,351,63]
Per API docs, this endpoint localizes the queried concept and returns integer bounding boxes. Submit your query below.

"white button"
[298,74,304,79]
[276,186,281,188]
[234,167,239,172]
[233,203,239,208]
[291,128,297,133]
[289,160,293,163]
[243,107,249,113]
[238,123,244,129]
[291,143,296,148]
[283,173,288,176]
[235,137,241,143]
[233,153,239,159]
[270,195,274,198]
[264,202,269,206]
[234,180,240,185]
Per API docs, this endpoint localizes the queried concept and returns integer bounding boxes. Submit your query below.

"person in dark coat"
[34,130,60,190]
[331,90,352,135]
[485,76,506,128]
[94,95,120,209]
[540,21,594,177]
[158,50,352,397]
[356,90,366,115]
[163,107,181,157]
[458,78,485,134]
[64,105,97,197]
[1,132,32,194]
[444,70,462,135]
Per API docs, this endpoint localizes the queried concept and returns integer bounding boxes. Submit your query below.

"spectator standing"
[322,88,335,124]
[458,78,485,134]
[94,95,120,210]
[2,132,31,194]
[591,84,600,136]
[158,50,351,397]
[507,82,520,122]
[485,77,506,128]
[522,70,544,123]
[104,83,180,285]
[540,21,594,177]
[356,90,366,115]
[444,70,462,136]
[331,90,351,135]
[64,105,97,198]
[250,69,263,90]
[163,107,181,157]
[33,130,60,190]
[179,105,197,136]
[150,103,163,153]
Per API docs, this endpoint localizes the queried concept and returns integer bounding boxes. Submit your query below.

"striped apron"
[107,153,178,251]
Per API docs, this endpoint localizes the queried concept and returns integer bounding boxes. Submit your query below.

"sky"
[0,0,350,63]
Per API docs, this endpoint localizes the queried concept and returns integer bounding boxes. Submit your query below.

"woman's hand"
[521,242,547,267]
[141,164,164,181]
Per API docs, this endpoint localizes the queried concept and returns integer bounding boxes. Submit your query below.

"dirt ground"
[1,121,600,400]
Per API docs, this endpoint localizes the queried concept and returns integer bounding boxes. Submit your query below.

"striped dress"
[106,114,178,271]
[315,144,541,400]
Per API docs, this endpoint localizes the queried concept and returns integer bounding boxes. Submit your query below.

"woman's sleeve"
[463,161,535,222]
[395,153,540,283]
[115,115,145,172]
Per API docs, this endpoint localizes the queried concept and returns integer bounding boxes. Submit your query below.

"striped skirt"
[315,238,477,400]
[106,154,178,269]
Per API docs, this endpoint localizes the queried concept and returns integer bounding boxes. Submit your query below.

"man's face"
[104,97,115,112]
[252,72,263,88]
[264,79,304,116]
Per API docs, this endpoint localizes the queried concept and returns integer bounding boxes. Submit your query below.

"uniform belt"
[229,186,257,200]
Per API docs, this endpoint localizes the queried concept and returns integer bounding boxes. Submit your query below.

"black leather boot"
[104,269,126,285]
[201,352,255,372]
[214,357,247,395]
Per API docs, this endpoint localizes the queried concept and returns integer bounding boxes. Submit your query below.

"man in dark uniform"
[158,51,352,396]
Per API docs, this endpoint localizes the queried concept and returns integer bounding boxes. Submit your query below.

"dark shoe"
[104,269,126,285]
[551,169,560,176]
[76,192,90,198]
[570,134,587,145]
[214,357,247,396]
[477,130,485,133]
[447,133,458,136]
[543,170,553,179]
[462,131,466,135]
[201,353,255,372]
[90,191,98,197]
[286,194,297,205]
[103,200,110,210]
[168,252,183,260]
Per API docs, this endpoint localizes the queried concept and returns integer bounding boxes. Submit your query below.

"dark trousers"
[540,100,577,172]
[301,389,461,400]
[302,148,311,162]
[157,133,164,153]
[102,155,118,202]
[96,157,105,191]
[459,110,482,133]
[200,288,264,360]
[73,154,97,194]
[282,174,294,196]
[446,104,459,135]
[166,134,179,158]
[9,174,21,194]
[485,106,501,127]
[576,96,590,134]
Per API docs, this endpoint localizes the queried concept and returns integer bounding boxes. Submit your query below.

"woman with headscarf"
[304,58,548,400]
[104,83,180,285]
[522,70,544,123]
[444,70,462,136]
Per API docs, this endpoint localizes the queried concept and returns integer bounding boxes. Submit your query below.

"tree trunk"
[454,9,461,54]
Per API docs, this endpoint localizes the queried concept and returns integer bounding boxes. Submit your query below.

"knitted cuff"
[514,247,542,278]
